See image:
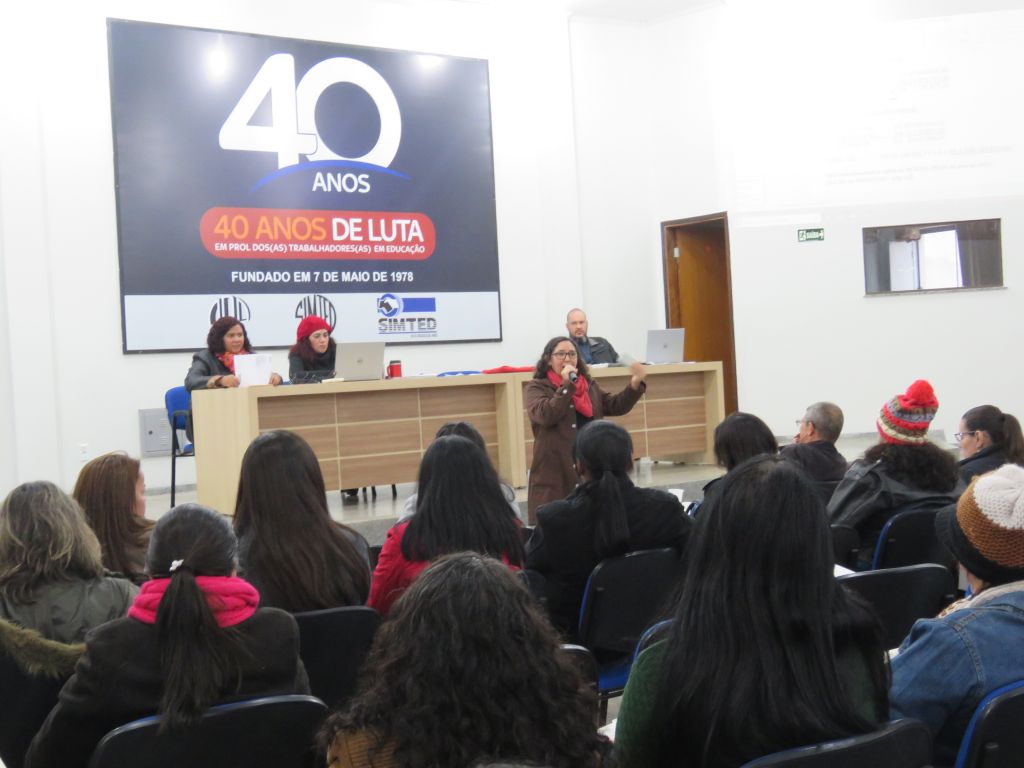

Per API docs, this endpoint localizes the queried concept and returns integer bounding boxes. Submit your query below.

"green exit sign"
[798,228,824,242]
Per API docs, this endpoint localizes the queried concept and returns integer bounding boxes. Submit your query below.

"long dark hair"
[233,431,369,611]
[714,411,779,470]
[573,420,634,558]
[147,504,247,732]
[402,436,523,565]
[73,452,153,580]
[320,553,609,767]
[532,336,591,381]
[206,316,253,354]
[0,482,104,603]
[655,456,888,767]
[288,335,337,365]
[963,404,1024,464]
[863,441,959,492]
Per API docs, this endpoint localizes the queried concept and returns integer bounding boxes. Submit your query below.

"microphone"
[568,371,578,383]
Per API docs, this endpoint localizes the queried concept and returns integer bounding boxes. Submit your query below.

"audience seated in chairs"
[525,420,692,638]
[890,464,1024,768]
[24,503,309,768]
[779,401,849,485]
[320,553,610,768]
[234,430,370,612]
[829,379,962,561]
[615,455,889,768]
[73,451,154,584]
[695,411,779,509]
[367,436,523,616]
[955,404,1024,485]
[0,481,137,643]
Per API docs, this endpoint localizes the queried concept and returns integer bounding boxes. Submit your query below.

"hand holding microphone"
[562,362,578,385]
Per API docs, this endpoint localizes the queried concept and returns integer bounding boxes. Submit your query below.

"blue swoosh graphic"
[249,160,410,193]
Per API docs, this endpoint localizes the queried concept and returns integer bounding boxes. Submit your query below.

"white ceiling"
[445,0,720,23]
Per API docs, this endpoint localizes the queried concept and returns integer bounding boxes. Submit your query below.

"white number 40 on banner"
[219,54,402,170]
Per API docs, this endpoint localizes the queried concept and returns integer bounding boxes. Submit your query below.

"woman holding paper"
[184,316,282,391]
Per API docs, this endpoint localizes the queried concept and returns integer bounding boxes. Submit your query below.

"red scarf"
[215,351,249,374]
[128,576,260,628]
[547,369,593,418]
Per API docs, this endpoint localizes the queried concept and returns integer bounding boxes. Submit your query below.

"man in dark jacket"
[780,401,849,483]
[565,308,618,364]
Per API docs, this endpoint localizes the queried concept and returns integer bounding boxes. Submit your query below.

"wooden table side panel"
[420,413,499,446]
[419,384,496,417]
[338,419,422,458]
[340,452,422,487]
[336,389,420,422]
[257,394,336,430]
[646,398,707,429]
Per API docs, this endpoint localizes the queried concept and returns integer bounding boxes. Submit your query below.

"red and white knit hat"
[936,463,1024,584]
[876,379,938,445]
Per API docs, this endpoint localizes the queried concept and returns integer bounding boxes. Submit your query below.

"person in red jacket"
[368,436,523,616]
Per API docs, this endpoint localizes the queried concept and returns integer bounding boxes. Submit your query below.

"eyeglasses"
[551,350,578,359]
[954,431,977,441]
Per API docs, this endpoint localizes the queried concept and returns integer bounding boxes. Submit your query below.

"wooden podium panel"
[192,375,522,516]
[192,363,724,514]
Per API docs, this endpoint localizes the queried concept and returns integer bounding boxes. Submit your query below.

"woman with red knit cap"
[828,379,963,565]
[288,315,336,381]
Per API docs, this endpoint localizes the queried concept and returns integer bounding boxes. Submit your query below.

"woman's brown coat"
[524,376,644,522]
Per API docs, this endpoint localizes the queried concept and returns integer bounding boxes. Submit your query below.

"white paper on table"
[233,353,273,387]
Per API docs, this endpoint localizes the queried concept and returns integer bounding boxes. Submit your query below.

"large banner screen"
[108,20,501,351]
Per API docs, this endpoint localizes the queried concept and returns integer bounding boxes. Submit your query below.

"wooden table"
[192,362,724,514]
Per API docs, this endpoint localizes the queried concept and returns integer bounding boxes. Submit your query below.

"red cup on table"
[387,360,402,379]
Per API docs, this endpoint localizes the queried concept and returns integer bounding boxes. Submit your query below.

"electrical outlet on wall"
[79,444,88,462]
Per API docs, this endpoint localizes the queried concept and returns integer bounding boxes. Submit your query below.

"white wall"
[570,0,1024,440]
[0,0,588,495]
[4,0,1023,498]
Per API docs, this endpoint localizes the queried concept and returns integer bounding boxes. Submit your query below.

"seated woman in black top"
[289,315,336,380]
[184,315,282,391]
[25,504,308,768]
[956,404,1024,484]
[525,420,691,637]
[234,430,370,612]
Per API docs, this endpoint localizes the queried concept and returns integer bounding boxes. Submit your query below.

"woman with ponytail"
[525,420,692,638]
[956,404,1024,484]
[26,504,308,768]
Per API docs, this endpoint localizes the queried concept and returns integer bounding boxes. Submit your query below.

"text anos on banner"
[199,207,436,260]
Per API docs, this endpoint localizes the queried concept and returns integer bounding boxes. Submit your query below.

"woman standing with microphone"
[525,336,647,522]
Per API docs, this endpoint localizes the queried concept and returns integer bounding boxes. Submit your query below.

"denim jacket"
[889,582,1024,767]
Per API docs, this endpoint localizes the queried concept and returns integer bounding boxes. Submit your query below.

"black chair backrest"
[0,651,71,768]
[830,524,860,570]
[577,548,683,656]
[740,718,933,767]
[88,695,327,768]
[872,500,957,571]
[293,606,380,709]
[838,564,956,650]
[954,679,1024,768]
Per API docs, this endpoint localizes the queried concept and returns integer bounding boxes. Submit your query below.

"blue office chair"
[871,499,957,571]
[954,679,1024,768]
[163,387,193,508]
[576,548,684,720]
[740,718,932,767]
[88,694,327,768]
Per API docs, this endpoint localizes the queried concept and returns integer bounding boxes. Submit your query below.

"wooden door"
[661,213,737,414]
